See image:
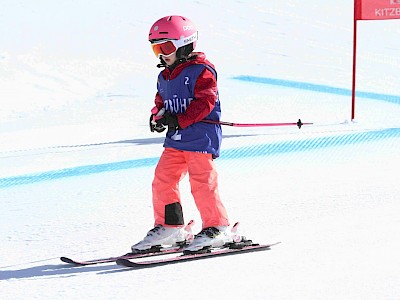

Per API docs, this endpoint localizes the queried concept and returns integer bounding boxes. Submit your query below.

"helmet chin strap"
[156,54,197,69]
[156,57,187,70]
[156,57,167,68]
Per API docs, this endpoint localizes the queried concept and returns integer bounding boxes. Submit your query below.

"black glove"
[150,114,166,133]
[158,112,181,132]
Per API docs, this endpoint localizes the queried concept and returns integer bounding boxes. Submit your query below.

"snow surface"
[1,1,400,299]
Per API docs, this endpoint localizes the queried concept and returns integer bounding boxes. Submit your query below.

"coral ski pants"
[152,147,229,229]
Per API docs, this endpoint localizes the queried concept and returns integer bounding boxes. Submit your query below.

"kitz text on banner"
[355,0,400,20]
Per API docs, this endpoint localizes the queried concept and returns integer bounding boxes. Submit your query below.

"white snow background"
[1,1,400,299]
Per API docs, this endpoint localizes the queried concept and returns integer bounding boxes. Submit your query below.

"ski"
[61,220,195,266]
[116,241,280,268]
[60,246,186,266]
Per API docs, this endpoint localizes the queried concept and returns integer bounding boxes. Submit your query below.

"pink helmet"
[148,15,198,49]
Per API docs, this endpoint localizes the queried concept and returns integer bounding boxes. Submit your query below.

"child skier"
[131,15,232,253]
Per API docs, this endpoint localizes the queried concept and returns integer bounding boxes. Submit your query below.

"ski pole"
[201,119,312,129]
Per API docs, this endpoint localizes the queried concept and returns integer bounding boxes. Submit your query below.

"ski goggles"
[150,31,198,58]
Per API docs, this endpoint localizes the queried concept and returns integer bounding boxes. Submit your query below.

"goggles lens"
[151,40,177,57]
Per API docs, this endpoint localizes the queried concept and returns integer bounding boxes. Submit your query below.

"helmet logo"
[184,35,196,44]
[183,25,193,31]
[153,26,159,31]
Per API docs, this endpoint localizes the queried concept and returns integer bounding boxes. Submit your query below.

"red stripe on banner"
[355,0,400,20]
